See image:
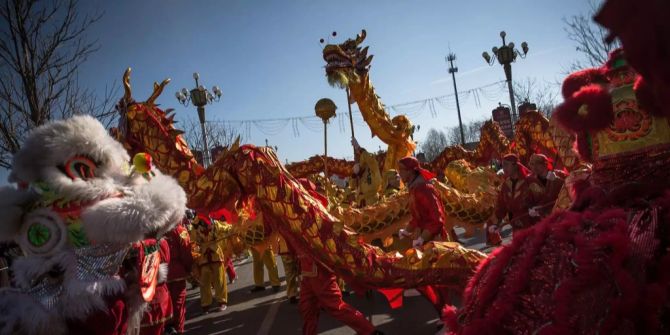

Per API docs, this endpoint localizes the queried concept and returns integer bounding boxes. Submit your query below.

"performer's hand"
[546,171,557,181]
[412,237,424,248]
[528,207,541,217]
[398,228,411,239]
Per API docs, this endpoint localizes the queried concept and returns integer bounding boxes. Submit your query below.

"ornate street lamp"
[175,72,222,167]
[482,31,529,124]
[315,98,337,183]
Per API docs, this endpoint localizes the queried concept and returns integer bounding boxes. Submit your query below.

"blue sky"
[2,0,596,183]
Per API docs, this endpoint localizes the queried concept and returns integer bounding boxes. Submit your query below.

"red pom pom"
[561,68,607,99]
[441,304,459,333]
[555,84,614,133]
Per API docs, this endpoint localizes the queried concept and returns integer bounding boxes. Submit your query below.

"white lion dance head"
[0,115,186,335]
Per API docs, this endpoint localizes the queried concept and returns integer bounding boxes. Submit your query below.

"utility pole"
[446,53,465,145]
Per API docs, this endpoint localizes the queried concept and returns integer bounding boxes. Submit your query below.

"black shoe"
[372,330,385,335]
[272,285,281,293]
[250,286,265,293]
[289,296,298,304]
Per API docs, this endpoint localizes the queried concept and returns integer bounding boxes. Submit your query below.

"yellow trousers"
[280,255,299,298]
[199,262,227,307]
[251,248,280,287]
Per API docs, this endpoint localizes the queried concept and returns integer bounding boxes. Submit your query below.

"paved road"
[183,226,512,335]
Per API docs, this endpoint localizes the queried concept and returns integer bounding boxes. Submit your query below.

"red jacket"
[166,222,193,282]
[408,178,447,239]
[533,170,568,216]
[494,176,543,230]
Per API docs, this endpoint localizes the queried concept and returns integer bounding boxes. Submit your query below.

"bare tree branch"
[513,78,559,117]
[420,128,448,162]
[563,0,620,70]
[181,118,243,156]
[443,119,488,147]
[0,0,113,170]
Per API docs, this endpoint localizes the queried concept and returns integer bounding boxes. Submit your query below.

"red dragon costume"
[444,17,670,333]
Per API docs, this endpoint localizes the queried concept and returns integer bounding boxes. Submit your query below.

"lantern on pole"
[315,98,337,184]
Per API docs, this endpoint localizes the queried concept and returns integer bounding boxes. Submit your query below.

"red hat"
[195,213,212,226]
[529,153,554,171]
[502,154,531,177]
[399,156,436,181]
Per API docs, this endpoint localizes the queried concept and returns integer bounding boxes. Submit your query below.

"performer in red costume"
[444,47,670,334]
[397,156,448,246]
[66,293,128,335]
[165,217,194,335]
[140,238,173,335]
[486,154,542,245]
[295,178,383,335]
[527,153,567,218]
[396,157,452,318]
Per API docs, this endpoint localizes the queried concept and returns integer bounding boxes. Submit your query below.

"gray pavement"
[183,226,512,335]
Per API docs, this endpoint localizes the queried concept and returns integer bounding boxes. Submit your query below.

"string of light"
[207,80,507,137]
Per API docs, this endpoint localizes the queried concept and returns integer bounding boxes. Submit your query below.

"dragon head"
[322,29,374,88]
[112,68,182,158]
[112,68,243,212]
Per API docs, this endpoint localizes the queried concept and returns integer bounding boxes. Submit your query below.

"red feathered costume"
[446,46,670,334]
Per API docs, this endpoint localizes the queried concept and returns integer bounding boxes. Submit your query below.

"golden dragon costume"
[323,30,415,173]
[113,69,485,292]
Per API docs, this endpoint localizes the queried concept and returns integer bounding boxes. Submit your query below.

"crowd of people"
[0,133,568,335]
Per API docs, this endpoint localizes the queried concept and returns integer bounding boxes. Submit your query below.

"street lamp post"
[446,53,465,145]
[175,72,223,167]
[482,31,529,124]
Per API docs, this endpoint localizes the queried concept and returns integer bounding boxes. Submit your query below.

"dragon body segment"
[115,69,485,290]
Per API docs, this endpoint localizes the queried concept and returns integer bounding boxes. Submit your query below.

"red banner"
[492,106,513,138]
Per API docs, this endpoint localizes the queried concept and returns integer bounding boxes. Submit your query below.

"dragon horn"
[230,136,241,151]
[146,78,171,105]
[355,29,367,45]
[123,68,132,101]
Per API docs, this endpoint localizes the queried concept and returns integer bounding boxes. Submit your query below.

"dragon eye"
[63,156,97,180]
